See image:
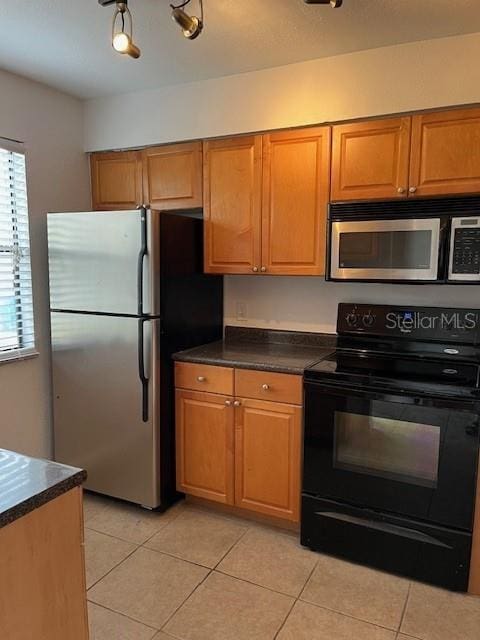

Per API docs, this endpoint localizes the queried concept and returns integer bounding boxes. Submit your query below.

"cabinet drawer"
[175,362,234,395]
[235,369,303,405]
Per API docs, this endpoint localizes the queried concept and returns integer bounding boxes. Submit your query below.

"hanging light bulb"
[112,1,141,58]
[170,1,204,40]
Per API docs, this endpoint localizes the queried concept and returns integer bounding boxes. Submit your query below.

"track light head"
[171,3,203,40]
[112,1,141,59]
[304,0,343,7]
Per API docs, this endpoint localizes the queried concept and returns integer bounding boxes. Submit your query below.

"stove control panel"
[338,303,480,344]
[449,217,480,281]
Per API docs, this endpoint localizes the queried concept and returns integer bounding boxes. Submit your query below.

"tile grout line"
[212,520,253,570]
[297,596,404,635]
[88,600,159,633]
[139,502,187,547]
[397,583,412,636]
[273,558,320,639]
[159,566,214,634]
[86,541,141,592]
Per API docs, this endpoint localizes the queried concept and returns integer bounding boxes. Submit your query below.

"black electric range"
[301,303,480,591]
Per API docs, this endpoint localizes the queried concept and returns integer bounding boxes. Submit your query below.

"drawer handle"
[197,376,206,382]
[225,400,232,407]
[262,384,270,391]
[233,400,241,407]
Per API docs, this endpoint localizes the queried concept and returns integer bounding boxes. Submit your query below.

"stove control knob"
[362,312,376,328]
[346,312,358,327]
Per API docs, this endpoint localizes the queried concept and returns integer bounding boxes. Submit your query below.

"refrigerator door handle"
[137,206,148,317]
[138,318,149,422]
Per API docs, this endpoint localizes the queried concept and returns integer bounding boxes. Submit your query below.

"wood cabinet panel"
[176,389,235,504]
[0,487,88,640]
[262,127,330,275]
[234,398,301,522]
[175,362,234,395]
[331,117,411,201]
[235,369,303,405]
[143,141,202,210]
[410,108,480,197]
[90,151,143,210]
[203,136,262,274]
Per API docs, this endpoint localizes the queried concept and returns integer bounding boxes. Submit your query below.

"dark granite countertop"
[173,326,336,375]
[0,449,86,528]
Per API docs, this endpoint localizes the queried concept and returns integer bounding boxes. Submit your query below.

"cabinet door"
[331,118,411,201]
[410,108,480,197]
[143,142,202,210]
[176,389,234,504]
[235,398,301,522]
[262,127,331,275]
[90,151,143,210]
[203,136,262,274]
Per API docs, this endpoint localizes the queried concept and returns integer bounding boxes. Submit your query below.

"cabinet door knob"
[233,400,241,407]
[197,376,206,382]
[225,400,232,406]
[409,186,417,194]
[397,187,406,194]
[262,384,270,391]
[260,266,267,272]
[252,266,259,272]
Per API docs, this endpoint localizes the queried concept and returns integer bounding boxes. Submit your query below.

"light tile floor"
[84,493,480,640]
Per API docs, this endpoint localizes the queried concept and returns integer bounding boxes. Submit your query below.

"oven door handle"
[316,511,453,549]
[305,379,480,410]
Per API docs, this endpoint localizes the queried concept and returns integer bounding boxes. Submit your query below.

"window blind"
[0,143,36,362]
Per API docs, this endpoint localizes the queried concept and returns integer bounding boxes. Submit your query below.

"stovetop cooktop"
[305,303,480,400]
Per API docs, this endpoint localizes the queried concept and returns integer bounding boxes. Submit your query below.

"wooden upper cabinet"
[175,389,234,505]
[234,398,301,522]
[90,151,143,210]
[203,136,262,274]
[409,108,480,197]
[142,141,203,210]
[262,127,331,275]
[331,117,411,201]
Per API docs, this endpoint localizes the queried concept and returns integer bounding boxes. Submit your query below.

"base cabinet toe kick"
[174,362,302,524]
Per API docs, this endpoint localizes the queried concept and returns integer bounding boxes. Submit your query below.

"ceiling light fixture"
[111,1,141,58]
[170,0,204,40]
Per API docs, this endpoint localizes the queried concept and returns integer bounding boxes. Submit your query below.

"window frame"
[0,137,37,364]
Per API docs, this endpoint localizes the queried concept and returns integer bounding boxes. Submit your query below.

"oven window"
[334,411,440,488]
[339,230,432,269]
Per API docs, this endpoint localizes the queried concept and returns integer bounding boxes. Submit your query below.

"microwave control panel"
[449,217,480,281]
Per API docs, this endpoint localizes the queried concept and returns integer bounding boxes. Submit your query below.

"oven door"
[303,381,479,530]
[329,217,444,281]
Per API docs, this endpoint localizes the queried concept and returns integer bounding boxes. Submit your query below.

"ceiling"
[0,0,479,99]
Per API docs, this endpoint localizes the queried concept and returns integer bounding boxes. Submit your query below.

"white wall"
[0,69,90,458]
[85,32,480,151]
[224,278,480,334]
[84,31,480,335]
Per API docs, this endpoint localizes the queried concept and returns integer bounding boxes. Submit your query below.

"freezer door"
[51,312,161,508]
[48,210,160,316]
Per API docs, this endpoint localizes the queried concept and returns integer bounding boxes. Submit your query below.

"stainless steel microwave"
[327,198,480,284]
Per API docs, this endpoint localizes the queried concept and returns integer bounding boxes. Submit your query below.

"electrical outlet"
[236,302,247,322]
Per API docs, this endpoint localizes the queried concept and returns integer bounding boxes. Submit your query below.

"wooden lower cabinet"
[0,487,88,640]
[235,398,301,522]
[175,389,235,504]
[175,366,303,524]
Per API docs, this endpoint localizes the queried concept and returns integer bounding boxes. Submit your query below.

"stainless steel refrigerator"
[48,208,223,509]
